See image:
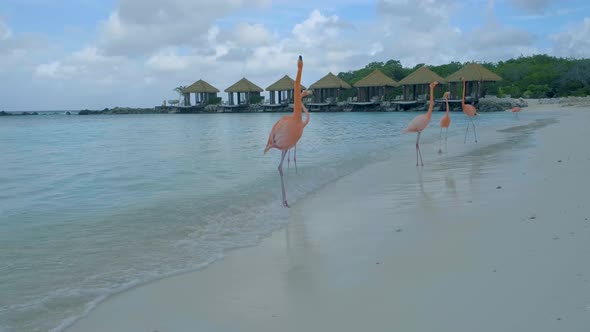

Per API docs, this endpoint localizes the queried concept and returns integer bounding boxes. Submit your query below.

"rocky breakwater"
[0,111,39,116]
[78,107,160,115]
[476,97,529,112]
[537,96,590,107]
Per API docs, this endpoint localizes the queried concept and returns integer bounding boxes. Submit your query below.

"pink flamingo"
[264,56,308,207]
[511,106,521,119]
[438,91,451,154]
[404,81,438,166]
[461,77,478,143]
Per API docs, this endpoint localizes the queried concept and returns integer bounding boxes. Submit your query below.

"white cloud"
[234,23,274,46]
[97,0,270,56]
[34,46,129,80]
[146,49,191,71]
[551,17,590,58]
[292,9,349,47]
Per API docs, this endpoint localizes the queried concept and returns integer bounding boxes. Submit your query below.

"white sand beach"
[67,104,590,332]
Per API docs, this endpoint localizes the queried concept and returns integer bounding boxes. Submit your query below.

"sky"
[0,0,589,111]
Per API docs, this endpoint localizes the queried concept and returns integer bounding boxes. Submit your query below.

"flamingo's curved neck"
[426,84,435,118]
[445,95,450,115]
[461,79,466,107]
[293,61,303,119]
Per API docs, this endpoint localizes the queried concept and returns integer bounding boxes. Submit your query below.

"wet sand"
[67,106,590,332]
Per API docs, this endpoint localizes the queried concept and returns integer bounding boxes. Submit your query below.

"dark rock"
[496,186,502,189]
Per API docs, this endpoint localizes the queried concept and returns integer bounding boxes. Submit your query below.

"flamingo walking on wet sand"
[264,56,309,207]
[404,81,438,166]
[461,77,478,144]
[438,91,451,154]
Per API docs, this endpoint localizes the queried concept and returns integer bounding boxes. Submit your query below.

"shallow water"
[0,111,538,331]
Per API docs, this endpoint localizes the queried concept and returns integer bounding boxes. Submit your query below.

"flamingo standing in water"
[287,90,312,173]
[461,77,478,144]
[512,106,521,119]
[264,56,308,207]
[438,91,451,154]
[404,81,438,166]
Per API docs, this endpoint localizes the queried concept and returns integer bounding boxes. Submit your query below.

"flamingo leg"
[278,150,289,207]
[471,118,478,143]
[464,122,469,144]
[287,149,290,170]
[294,145,298,174]
[416,132,424,166]
[438,127,443,154]
[445,127,449,152]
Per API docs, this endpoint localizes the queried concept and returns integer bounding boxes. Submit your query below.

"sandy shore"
[67,105,590,332]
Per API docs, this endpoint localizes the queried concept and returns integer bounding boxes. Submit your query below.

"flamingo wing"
[264,115,302,152]
[405,114,430,132]
[463,104,477,116]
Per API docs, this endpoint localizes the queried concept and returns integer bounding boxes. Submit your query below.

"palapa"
[309,72,351,89]
[266,75,306,91]
[445,63,502,82]
[183,79,219,94]
[398,66,446,85]
[225,77,264,93]
[353,69,399,87]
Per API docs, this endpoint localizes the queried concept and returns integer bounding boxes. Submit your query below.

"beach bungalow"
[445,63,502,100]
[353,69,399,103]
[266,75,307,105]
[309,72,352,104]
[183,79,219,105]
[224,77,264,105]
[398,66,446,101]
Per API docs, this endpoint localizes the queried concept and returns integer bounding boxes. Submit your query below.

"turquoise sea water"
[0,111,526,331]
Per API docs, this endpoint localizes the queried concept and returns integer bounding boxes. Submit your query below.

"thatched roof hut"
[266,75,307,91]
[309,72,351,103]
[266,75,307,104]
[398,66,446,101]
[445,63,502,82]
[445,63,502,99]
[184,79,219,93]
[183,79,219,105]
[224,77,264,105]
[353,69,399,102]
[225,77,263,93]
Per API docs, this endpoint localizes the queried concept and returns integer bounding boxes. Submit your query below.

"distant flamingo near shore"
[439,91,451,154]
[287,89,313,173]
[512,106,521,119]
[264,55,308,207]
[404,81,438,166]
[461,77,478,144]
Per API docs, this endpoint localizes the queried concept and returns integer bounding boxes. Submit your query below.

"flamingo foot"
[283,200,290,208]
